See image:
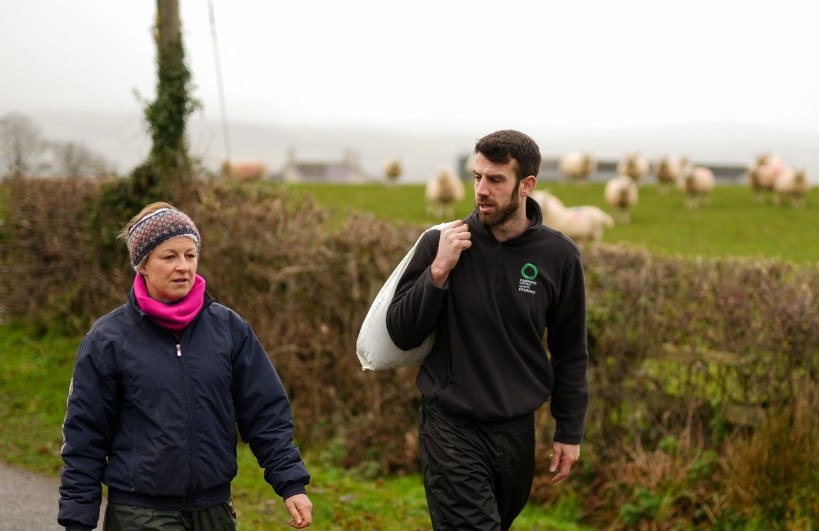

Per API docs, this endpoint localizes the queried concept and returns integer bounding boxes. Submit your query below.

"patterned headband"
[127,208,201,271]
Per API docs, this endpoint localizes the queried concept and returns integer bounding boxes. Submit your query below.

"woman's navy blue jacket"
[58,290,310,529]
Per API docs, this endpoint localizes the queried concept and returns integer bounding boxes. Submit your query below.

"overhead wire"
[207,0,231,162]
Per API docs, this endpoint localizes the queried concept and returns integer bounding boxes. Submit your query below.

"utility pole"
[91,0,195,252]
[157,0,180,52]
[144,0,197,204]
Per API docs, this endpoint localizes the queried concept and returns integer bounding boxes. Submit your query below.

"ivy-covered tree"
[91,0,200,266]
[142,0,200,204]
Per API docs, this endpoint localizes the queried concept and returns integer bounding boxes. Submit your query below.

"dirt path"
[0,461,104,530]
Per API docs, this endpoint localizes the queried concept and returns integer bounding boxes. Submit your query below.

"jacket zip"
[176,342,198,505]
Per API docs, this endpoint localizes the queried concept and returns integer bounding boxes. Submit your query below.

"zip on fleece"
[495,243,503,287]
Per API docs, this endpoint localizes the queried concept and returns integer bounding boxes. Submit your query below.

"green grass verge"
[0,324,76,473]
[233,443,587,530]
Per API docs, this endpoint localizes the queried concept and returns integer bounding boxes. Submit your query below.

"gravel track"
[0,461,105,530]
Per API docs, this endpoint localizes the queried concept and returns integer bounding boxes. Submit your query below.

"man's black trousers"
[419,400,536,531]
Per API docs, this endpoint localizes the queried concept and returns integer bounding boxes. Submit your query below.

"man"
[387,130,589,530]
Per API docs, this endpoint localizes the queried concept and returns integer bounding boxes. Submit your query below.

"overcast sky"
[3,0,818,134]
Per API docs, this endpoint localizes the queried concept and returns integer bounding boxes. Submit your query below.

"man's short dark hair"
[474,130,541,180]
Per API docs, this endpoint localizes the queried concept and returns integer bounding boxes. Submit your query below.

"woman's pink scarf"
[133,273,206,335]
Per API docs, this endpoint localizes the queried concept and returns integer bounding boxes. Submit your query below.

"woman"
[58,202,313,530]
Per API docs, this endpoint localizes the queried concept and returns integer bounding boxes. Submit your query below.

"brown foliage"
[188,181,425,472]
[580,413,721,529]
[719,378,819,526]
[582,245,819,450]
[0,175,126,333]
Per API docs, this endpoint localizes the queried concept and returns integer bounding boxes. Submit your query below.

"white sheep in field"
[604,174,639,223]
[679,162,715,209]
[653,155,687,195]
[425,167,465,219]
[558,151,597,184]
[773,167,811,208]
[382,157,403,183]
[532,190,614,243]
[220,160,267,181]
[747,153,787,203]
[463,154,476,175]
[616,152,650,183]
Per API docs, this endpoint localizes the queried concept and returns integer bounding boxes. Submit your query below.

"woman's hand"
[284,493,313,528]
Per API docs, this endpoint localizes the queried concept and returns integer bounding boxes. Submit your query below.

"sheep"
[558,151,597,184]
[746,153,786,203]
[678,162,715,209]
[773,166,810,208]
[532,190,614,243]
[382,157,402,184]
[463,154,476,175]
[616,152,650,183]
[220,160,267,181]
[604,174,639,223]
[425,167,465,219]
[653,155,687,195]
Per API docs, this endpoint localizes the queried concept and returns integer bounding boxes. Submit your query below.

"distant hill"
[26,109,819,184]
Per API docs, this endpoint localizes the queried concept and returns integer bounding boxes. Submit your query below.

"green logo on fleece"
[520,262,538,280]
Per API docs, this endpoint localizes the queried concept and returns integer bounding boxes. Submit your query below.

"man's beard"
[476,185,520,226]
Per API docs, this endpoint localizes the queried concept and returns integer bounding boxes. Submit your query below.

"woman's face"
[138,236,198,303]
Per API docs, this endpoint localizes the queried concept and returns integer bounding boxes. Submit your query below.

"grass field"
[285,180,819,264]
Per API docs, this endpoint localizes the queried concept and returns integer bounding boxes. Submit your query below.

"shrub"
[582,416,721,529]
[181,181,426,472]
[0,175,114,334]
[582,245,819,454]
[719,378,819,527]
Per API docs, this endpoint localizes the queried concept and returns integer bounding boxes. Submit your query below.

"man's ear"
[521,175,537,196]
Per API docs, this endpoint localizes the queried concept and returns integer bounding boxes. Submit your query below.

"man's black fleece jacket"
[387,197,589,443]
